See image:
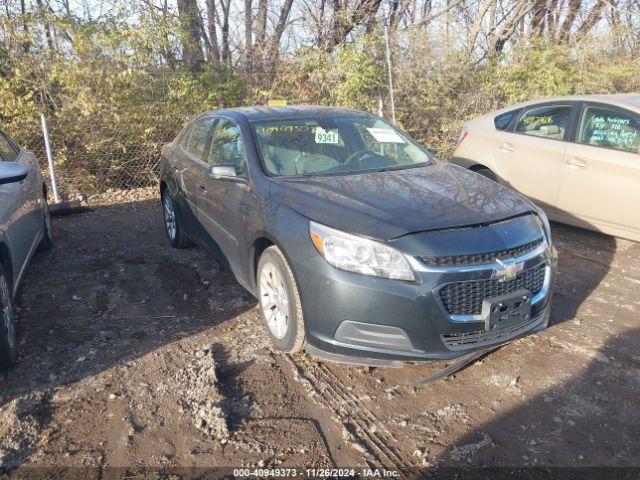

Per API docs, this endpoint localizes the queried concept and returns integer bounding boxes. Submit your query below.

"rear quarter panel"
[452,115,500,174]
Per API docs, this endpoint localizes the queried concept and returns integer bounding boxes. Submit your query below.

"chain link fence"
[13,110,190,200]
[11,100,465,202]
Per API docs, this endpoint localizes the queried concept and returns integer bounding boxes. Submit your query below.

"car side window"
[578,105,640,154]
[514,105,571,141]
[178,124,193,149]
[494,110,519,131]
[186,117,215,160]
[0,132,19,162]
[207,119,247,175]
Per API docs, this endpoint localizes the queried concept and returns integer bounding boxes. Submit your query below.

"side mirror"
[0,162,28,186]
[426,147,438,156]
[209,164,237,179]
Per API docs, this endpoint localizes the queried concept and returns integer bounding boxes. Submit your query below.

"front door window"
[186,117,216,161]
[206,119,247,176]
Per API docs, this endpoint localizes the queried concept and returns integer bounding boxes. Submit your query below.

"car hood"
[270,163,535,240]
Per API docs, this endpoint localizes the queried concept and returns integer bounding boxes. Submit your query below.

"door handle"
[566,158,587,169]
[499,142,514,152]
[199,184,207,194]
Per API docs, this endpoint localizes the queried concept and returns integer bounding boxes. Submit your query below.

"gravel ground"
[1,190,639,478]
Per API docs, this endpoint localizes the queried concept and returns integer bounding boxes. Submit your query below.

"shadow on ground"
[548,221,616,326]
[0,198,256,447]
[435,328,640,472]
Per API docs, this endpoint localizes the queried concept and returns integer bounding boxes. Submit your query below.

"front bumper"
[293,237,557,363]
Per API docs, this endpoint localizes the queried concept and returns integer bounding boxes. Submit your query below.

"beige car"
[452,94,640,242]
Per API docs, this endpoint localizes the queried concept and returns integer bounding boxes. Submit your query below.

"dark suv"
[159,106,557,365]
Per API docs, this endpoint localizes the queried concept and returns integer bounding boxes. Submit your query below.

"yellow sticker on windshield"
[315,127,339,144]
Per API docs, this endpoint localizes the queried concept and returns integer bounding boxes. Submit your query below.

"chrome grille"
[441,314,543,351]
[420,238,543,267]
[438,263,547,316]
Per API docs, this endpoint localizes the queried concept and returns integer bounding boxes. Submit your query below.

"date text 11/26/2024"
[233,468,400,477]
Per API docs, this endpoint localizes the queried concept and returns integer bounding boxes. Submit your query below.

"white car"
[0,128,53,369]
[452,95,640,242]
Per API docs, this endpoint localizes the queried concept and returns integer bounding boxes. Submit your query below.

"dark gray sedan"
[159,106,557,365]
[0,129,53,368]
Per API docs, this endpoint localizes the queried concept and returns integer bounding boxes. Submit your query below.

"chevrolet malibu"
[159,106,557,365]
[1,128,53,369]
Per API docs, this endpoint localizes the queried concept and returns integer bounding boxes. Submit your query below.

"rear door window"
[0,131,19,162]
[577,105,640,154]
[494,110,519,131]
[515,105,572,141]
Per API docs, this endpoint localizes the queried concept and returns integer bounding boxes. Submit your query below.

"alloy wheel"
[0,276,14,352]
[259,262,290,339]
[163,194,177,240]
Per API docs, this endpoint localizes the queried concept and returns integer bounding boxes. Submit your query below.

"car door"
[197,117,252,278]
[493,103,575,210]
[13,134,42,242]
[0,132,34,277]
[556,103,640,239]
[172,116,217,242]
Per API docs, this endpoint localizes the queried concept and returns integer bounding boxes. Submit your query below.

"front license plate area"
[482,288,532,332]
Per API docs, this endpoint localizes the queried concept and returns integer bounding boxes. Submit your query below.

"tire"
[37,196,54,252]
[161,190,192,248]
[257,246,306,353]
[0,264,17,369]
[473,167,498,182]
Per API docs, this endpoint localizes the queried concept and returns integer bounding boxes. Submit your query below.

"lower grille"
[438,263,547,316]
[441,314,542,351]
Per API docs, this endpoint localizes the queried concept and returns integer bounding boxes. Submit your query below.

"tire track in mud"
[285,355,413,474]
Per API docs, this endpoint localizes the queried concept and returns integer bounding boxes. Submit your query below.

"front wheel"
[0,264,17,369]
[257,246,306,353]
[161,190,192,248]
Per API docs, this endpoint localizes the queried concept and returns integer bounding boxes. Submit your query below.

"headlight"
[309,222,415,281]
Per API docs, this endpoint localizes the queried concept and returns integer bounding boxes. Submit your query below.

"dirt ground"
[1,190,639,478]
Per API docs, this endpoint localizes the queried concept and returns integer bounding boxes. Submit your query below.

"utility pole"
[40,113,61,203]
[383,1,397,125]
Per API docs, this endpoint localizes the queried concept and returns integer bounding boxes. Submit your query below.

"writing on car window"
[515,105,571,141]
[578,106,640,154]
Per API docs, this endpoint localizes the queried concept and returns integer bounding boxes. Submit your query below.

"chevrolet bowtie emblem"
[493,257,524,281]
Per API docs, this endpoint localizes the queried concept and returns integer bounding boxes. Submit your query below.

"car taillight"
[457,129,469,147]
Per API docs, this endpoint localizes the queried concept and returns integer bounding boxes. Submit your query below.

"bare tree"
[559,0,581,41]
[265,0,295,79]
[176,0,205,72]
[20,0,30,52]
[206,0,222,70]
[244,0,253,72]
[218,0,231,63]
[324,0,383,50]
[35,0,55,51]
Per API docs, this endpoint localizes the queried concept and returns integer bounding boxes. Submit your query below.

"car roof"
[493,94,640,115]
[200,105,377,122]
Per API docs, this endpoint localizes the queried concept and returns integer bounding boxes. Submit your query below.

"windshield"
[250,115,434,177]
